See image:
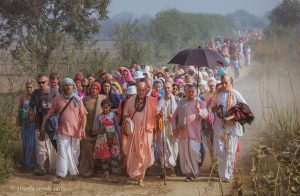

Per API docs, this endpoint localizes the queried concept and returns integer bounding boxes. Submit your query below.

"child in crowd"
[94,99,121,178]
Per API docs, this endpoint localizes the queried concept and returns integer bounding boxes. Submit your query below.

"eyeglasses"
[173,88,178,91]
[38,81,47,85]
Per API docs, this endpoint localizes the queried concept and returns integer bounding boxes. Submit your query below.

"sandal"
[184,176,192,182]
[138,179,145,187]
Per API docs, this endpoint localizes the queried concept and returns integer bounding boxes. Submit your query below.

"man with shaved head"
[156,81,178,177]
[211,74,247,182]
[171,83,208,182]
[123,82,157,186]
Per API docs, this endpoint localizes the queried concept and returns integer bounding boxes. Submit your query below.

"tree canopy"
[149,9,234,61]
[0,0,111,72]
[269,0,300,27]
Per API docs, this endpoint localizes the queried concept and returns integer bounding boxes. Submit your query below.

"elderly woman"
[17,80,37,170]
[79,82,106,177]
[100,80,121,112]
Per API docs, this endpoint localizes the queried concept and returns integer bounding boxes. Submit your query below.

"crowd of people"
[17,36,254,186]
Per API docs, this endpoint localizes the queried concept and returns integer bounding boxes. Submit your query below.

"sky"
[108,0,282,17]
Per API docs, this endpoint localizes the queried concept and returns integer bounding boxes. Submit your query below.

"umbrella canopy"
[168,47,228,67]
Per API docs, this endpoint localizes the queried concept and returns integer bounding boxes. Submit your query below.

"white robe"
[213,89,246,180]
[56,134,80,177]
[156,95,178,168]
[35,130,57,172]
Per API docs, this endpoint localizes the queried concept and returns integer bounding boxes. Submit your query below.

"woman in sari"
[79,82,106,177]
[17,80,37,170]
[118,68,135,86]
[100,80,121,113]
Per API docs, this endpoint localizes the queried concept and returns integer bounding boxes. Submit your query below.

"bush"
[251,105,300,195]
[0,117,21,184]
[0,153,13,184]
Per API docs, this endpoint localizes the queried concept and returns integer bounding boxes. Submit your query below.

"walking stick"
[162,112,167,185]
[159,108,167,185]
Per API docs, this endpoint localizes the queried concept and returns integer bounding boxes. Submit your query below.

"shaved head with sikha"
[220,74,233,92]
[137,82,147,100]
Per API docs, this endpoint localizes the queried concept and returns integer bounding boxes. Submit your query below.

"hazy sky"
[108,0,281,17]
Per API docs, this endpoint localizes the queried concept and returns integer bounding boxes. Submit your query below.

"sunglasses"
[38,81,47,84]
[173,88,178,90]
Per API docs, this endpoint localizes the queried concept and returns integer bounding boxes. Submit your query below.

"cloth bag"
[125,117,134,136]
[45,97,73,140]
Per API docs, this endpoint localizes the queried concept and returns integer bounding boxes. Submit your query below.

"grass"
[251,104,300,195]
[0,95,22,184]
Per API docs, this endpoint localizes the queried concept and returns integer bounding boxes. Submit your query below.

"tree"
[113,20,154,64]
[0,0,111,72]
[269,0,300,27]
[149,9,234,61]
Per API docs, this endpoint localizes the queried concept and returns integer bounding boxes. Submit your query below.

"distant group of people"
[205,35,252,79]
[17,35,254,186]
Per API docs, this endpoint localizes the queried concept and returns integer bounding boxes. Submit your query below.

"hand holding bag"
[124,110,137,136]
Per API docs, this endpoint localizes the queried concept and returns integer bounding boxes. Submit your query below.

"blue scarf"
[61,78,80,107]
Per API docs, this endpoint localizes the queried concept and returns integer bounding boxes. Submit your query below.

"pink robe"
[171,98,208,142]
[123,96,157,179]
[171,98,208,176]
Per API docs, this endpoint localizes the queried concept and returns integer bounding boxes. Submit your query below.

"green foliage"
[0,0,111,72]
[0,117,21,184]
[254,0,300,67]
[251,106,300,195]
[149,9,234,62]
[83,49,117,73]
[0,152,12,184]
[262,105,300,151]
[47,44,120,77]
[226,9,267,30]
[110,9,236,65]
[253,25,299,71]
[113,19,155,65]
[251,138,300,195]
[269,0,300,27]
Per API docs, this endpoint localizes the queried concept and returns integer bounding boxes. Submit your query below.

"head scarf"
[143,65,153,79]
[175,78,186,87]
[111,71,122,81]
[73,72,84,82]
[119,68,134,85]
[217,68,226,77]
[153,79,164,97]
[61,78,80,107]
[207,69,214,77]
[89,81,101,95]
[112,81,123,95]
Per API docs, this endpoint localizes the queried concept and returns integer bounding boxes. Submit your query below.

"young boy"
[94,99,121,178]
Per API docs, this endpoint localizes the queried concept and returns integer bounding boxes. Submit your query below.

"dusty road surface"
[1,171,241,196]
[1,64,278,196]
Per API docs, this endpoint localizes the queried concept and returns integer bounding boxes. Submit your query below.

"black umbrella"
[168,47,228,95]
[168,47,228,67]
